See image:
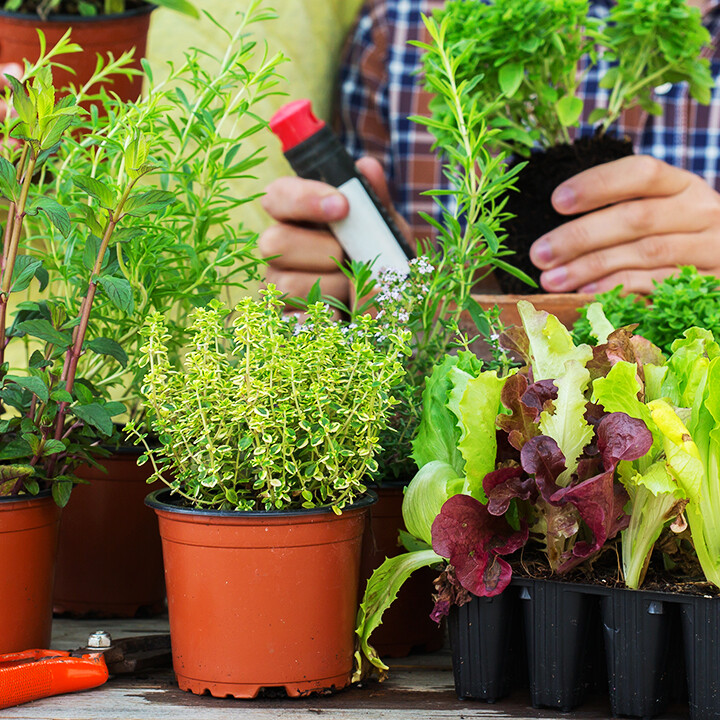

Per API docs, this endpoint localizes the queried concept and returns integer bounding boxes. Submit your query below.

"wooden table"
[1,616,690,719]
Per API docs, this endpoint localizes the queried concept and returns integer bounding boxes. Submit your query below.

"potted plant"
[128,285,409,698]
[0,0,199,106]
[0,49,179,651]
[26,3,284,617]
[424,0,714,294]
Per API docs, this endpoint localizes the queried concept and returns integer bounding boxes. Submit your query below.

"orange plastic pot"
[53,451,165,617]
[0,6,152,103]
[360,484,444,657]
[146,488,376,699]
[0,492,61,653]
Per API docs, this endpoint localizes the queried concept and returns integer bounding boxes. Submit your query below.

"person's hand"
[0,63,23,122]
[529,155,720,295]
[259,156,411,305]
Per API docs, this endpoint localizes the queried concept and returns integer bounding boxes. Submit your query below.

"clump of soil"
[497,134,635,294]
[8,0,145,15]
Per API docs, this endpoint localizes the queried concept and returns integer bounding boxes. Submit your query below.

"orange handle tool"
[0,648,109,709]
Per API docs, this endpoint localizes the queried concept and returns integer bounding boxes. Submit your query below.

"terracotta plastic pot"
[360,483,444,657]
[0,492,61,653]
[146,488,376,699]
[53,450,165,617]
[473,293,595,330]
[0,6,152,103]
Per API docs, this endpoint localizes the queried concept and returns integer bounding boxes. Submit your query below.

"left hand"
[529,155,720,295]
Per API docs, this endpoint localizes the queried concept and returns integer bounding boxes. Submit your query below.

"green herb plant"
[18,3,284,420]
[573,266,720,355]
[4,0,198,21]
[127,286,410,512]
[0,55,177,504]
[428,0,713,155]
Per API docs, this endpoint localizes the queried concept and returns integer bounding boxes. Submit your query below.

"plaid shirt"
[336,0,720,242]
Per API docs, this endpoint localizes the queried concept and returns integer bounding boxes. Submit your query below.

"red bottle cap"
[269,99,326,152]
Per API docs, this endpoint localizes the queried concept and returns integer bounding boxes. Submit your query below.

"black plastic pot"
[447,584,520,702]
[448,576,719,719]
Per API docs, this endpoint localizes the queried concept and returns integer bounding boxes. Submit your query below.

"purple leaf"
[497,373,540,451]
[521,379,558,414]
[597,412,653,469]
[520,435,567,503]
[431,494,528,597]
[483,465,536,516]
[552,469,630,573]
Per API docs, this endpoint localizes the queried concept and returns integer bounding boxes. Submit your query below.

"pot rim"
[0,3,154,22]
[145,486,378,518]
[0,488,52,505]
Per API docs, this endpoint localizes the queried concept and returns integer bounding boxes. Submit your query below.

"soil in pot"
[0,493,61,653]
[147,489,375,699]
[53,450,165,618]
[496,134,635,294]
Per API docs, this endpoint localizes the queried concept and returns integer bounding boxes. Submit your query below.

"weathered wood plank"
[0,617,689,720]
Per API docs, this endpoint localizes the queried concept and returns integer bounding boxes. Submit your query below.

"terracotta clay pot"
[0,492,61,653]
[360,484,444,657]
[0,6,152,103]
[53,450,165,617]
[146,488,375,699]
[472,292,594,330]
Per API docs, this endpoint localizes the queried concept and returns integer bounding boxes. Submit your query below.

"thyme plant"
[128,286,410,512]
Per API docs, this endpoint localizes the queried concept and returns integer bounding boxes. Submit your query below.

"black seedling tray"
[447,577,720,719]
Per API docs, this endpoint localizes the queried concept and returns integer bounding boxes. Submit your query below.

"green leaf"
[4,374,49,403]
[98,276,134,314]
[448,368,506,499]
[122,189,176,217]
[43,439,67,456]
[9,256,43,293]
[498,62,523,97]
[52,478,73,508]
[556,95,583,127]
[153,0,199,17]
[354,549,442,679]
[0,157,19,202]
[15,319,71,348]
[73,175,116,209]
[71,402,114,436]
[87,337,128,368]
[31,197,72,237]
[402,460,464,545]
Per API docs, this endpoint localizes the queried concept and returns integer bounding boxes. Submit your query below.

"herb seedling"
[427,0,713,154]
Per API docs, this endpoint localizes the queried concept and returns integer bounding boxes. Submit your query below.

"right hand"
[259,156,411,305]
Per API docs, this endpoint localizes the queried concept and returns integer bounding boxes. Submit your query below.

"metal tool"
[0,631,171,709]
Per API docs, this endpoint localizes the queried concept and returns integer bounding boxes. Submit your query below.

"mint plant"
[18,3,284,419]
[426,0,713,154]
[127,286,410,512]
[0,60,177,505]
